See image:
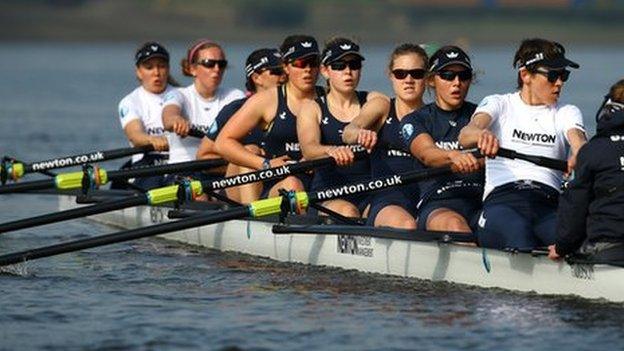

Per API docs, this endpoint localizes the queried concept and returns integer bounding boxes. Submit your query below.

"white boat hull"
[58,195,624,302]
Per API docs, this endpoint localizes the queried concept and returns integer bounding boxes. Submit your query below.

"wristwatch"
[262,158,271,170]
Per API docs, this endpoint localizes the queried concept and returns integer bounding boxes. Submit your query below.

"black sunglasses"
[262,67,284,76]
[437,70,473,82]
[196,59,228,69]
[391,69,425,80]
[290,56,320,69]
[329,60,362,71]
[533,67,570,83]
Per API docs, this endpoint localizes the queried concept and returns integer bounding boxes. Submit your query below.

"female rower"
[341,43,428,228]
[401,46,483,233]
[459,38,586,250]
[162,39,244,174]
[549,79,624,263]
[197,48,286,202]
[215,35,322,198]
[116,41,177,189]
[298,37,382,218]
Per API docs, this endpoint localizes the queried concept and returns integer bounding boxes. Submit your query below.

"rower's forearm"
[301,143,334,161]
[341,124,360,144]
[418,148,456,168]
[216,138,264,169]
[458,126,482,148]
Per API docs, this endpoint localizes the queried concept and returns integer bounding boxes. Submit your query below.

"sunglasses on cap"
[262,67,285,76]
[436,70,473,82]
[196,59,228,69]
[329,60,362,71]
[289,56,320,69]
[596,96,624,122]
[532,67,570,83]
[391,69,426,80]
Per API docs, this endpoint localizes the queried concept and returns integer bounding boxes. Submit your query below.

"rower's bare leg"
[224,144,263,204]
[374,205,416,229]
[426,208,471,233]
[319,199,360,218]
[268,176,305,197]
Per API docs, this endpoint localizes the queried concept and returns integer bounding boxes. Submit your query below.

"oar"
[0,154,358,233]
[0,163,457,267]
[496,147,568,172]
[0,145,156,184]
[0,158,226,195]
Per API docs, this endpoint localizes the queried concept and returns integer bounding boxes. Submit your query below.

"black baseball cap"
[516,42,579,69]
[321,38,365,65]
[428,46,472,72]
[135,42,169,66]
[245,48,283,77]
[281,36,320,62]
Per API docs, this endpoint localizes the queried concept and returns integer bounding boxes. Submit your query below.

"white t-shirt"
[118,85,175,163]
[163,85,245,163]
[473,92,585,198]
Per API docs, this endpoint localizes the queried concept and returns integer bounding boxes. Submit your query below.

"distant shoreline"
[2,1,624,44]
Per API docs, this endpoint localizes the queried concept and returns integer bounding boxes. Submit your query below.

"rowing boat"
[57,193,624,303]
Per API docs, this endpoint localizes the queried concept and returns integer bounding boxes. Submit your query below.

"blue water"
[1,43,624,350]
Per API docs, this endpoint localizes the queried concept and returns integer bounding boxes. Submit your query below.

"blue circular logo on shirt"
[401,123,414,141]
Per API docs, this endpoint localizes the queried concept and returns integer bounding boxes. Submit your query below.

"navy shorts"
[477,181,559,250]
[366,189,418,226]
[416,197,481,230]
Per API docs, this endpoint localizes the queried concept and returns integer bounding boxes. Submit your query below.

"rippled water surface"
[1,43,624,350]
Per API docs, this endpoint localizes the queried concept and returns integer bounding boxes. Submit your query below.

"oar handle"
[188,128,206,139]
[497,147,568,172]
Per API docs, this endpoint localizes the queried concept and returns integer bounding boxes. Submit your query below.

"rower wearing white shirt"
[459,38,587,250]
[115,41,178,190]
[162,39,244,169]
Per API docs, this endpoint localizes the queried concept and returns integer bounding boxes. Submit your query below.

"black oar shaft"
[0,179,54,194]
[107,158,226,181]
[23,145,154,173]
[0,206,250,267]
[0,195,148,234]
[497,148,567,172]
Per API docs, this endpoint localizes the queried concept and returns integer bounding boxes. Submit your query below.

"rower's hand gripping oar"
[0,158,463,267]
[496,147,568,172]
[0,145,156,184]
[0,153,366,234]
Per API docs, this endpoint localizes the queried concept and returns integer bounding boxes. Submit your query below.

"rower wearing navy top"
[401,46,483,233]
[197,48,285,203]
[459,38,587,250]
[342,43,428,228]
[549,80,624,263]
[299,38,383,217]
[216,35,322,199]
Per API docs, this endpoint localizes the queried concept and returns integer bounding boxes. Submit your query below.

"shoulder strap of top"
[356,91,368,106]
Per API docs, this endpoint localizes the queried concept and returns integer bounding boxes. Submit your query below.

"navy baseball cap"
[321,38,365,65]
[281,37,320,62]
[134,42,169,66]
[245,48,283,77]
[516,42,579,69]
[428,46,472,72]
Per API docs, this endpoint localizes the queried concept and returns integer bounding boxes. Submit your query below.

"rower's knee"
[323,200,360,218]
[374,206,416,229]
[427,209,471,233]
[278,176,305,191]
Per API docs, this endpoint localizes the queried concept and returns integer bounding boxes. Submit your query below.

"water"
[1,43,624,350]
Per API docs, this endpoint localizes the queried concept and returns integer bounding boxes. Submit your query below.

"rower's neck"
[327,89,357,109]
[396,97,423,119]
[286,82,316,100]
[194,81,217,100]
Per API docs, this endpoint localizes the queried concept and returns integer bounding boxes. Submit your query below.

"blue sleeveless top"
[262,85,302,160]
[311,91,371,191]
[371,98,421,199]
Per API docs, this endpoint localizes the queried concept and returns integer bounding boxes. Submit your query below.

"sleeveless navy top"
[311,91,371,190]
[371,99,421,199]
[262,85,302,160]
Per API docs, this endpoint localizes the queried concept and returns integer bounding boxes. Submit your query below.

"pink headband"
[187,39,218,63]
